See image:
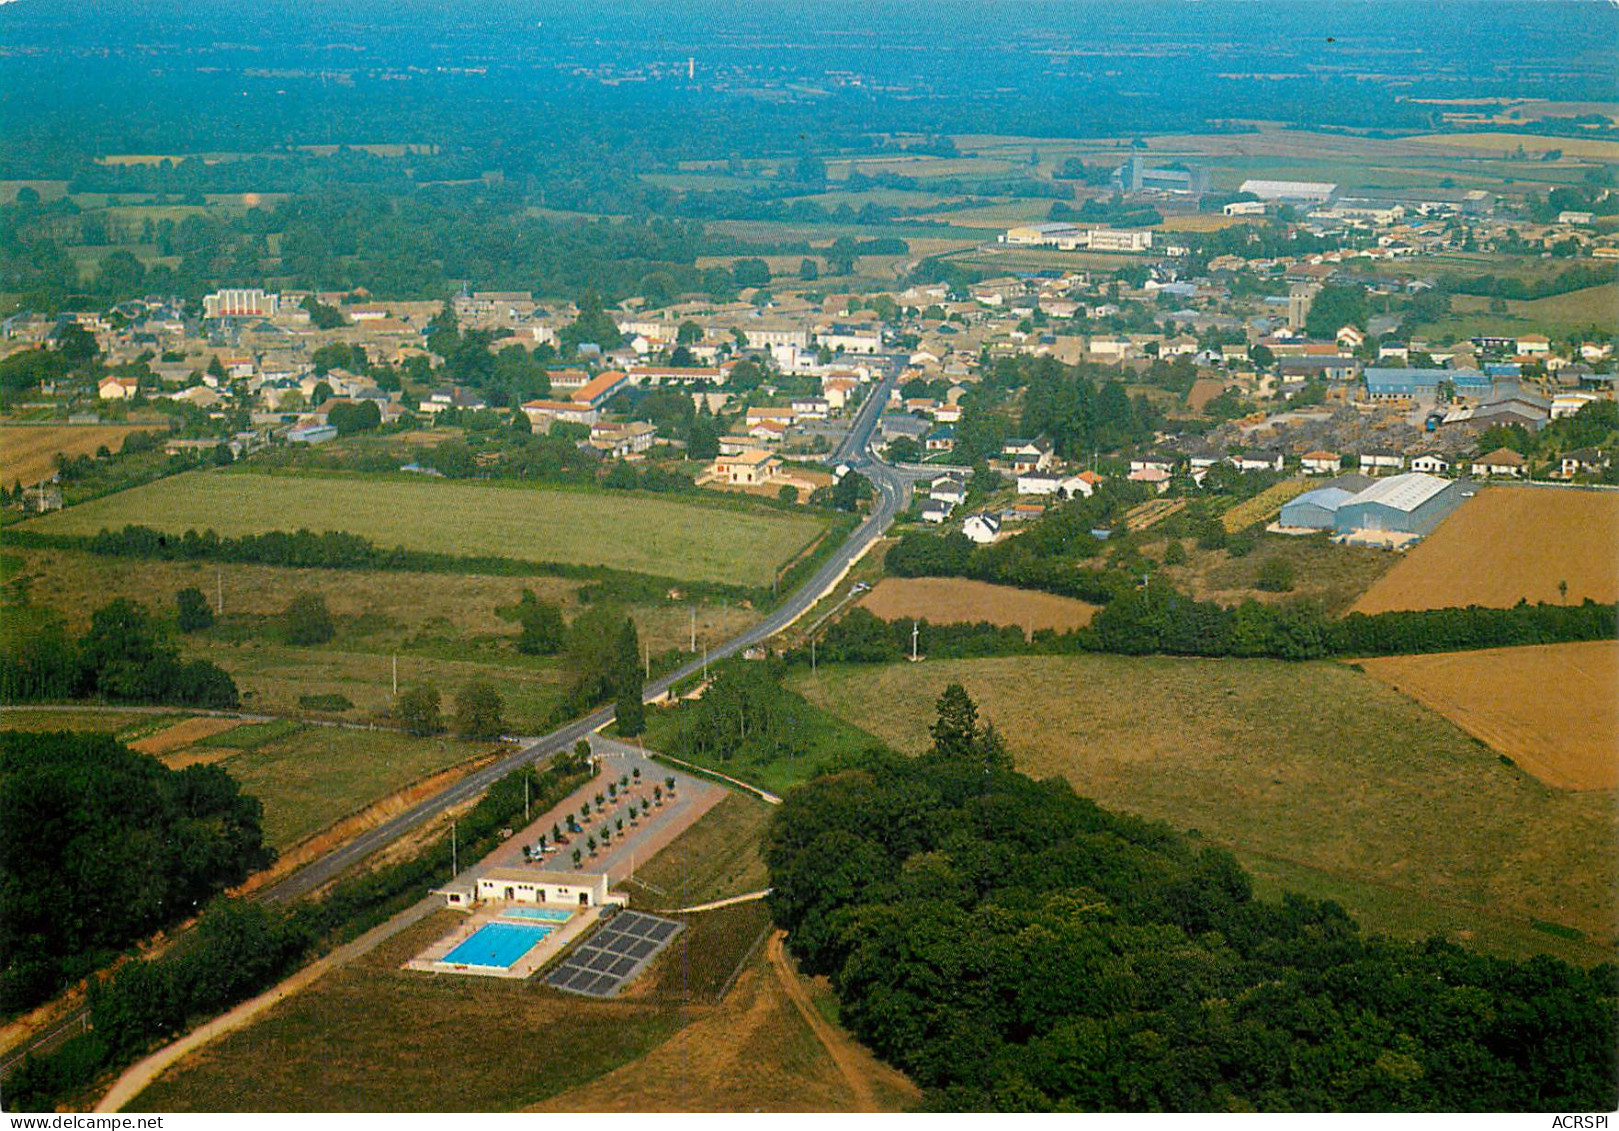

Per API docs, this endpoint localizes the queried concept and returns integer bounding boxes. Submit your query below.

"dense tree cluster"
[0,731,272,1013]
[765,690,1619,1111]
[0,598,239,709]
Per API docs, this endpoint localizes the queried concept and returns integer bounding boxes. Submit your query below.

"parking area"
[544,911,683,998]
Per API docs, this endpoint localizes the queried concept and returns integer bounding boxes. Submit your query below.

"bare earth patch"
[129,716,244,758]
[1358,642,1619,791]
[859,577,1097,633]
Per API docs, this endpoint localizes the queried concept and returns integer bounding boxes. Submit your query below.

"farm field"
[795,655,1617,962]
[3,547,757,654]
[1359,642,1619,791]
[1223,478,1314,531]
[1433,284,1619,340]
[179,721,496,849]
[857,577,1098,633]
[1350,486,1619,614]
[0,424,167,486]
[1407,132,1619,159]
[25,471,829,588]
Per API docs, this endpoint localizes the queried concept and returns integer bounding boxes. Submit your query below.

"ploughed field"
[796,654,1617,963]
[858,577,1098,633]
[1359,641,1619,791]
[24,470,829,588]
[1350,486,1619,614]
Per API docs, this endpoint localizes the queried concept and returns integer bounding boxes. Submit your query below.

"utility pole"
[391,654,397,697]
[811,637,816,673]
[689,605,696,653]
[911,619,919,662]
[451,820,458,877]
[644,641,650,680]
[702,643,708,681]
[524,775,530,823]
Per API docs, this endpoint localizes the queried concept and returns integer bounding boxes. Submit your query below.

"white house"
[1017,471,1062,496]
[98,375,138,400]
[963,513,1001,544]
[1409,453,1451,475]
[1301,451,1343,475]
[1471,447,1526,478]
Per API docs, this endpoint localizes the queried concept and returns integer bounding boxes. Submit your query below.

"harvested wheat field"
[129,716,245,758]
[859,577,1097,632]
[1351,486,1619,614]
[1359,642,1619,791]
[0,424,166,485]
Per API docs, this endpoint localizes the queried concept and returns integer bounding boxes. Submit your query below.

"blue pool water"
[442,921,553,968]
[501,907,574,923]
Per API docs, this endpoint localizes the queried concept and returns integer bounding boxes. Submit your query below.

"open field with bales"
[24,470,830,588]
[796,655,1617,963]
[858,577,1097,633]
[0,424,167,486]
[1350,486,1619,614]
[1359,642,1619,792]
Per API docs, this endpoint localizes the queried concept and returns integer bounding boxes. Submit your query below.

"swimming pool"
[501,907,574,923]
[442,921,554,969]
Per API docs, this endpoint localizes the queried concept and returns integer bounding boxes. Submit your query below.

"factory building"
[1332,473,1470,538]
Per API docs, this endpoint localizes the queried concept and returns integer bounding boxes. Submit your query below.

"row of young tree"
[764,686,1618,1111]
[0,598,239,709]
[0,731,273,1014]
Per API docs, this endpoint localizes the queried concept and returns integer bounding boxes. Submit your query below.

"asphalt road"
[1,359,922,1076]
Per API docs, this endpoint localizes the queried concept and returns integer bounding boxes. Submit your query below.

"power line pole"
[451,820,458,878]
[524,775,530,823]
[689,605,696,653]
[911,619,919,662]
[391,654,397,697]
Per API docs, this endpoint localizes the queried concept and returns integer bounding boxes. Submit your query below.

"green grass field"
[1426,283,1619,340]
[628,792,775,909]
[794,655,1617,964]
[212,724,493,848]
[26,471,829,588]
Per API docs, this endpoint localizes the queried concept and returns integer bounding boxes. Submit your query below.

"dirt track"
[767,930,919,1112]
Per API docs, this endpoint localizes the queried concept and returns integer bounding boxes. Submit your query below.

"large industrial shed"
[1279,486,1358,530]
[1332,473,1469,536]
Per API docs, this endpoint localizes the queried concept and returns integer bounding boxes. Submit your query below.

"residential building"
[1301,451,1343,475]
[711,450,780,486]
[962,513,1001,544]
[1471,448,1526,478]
